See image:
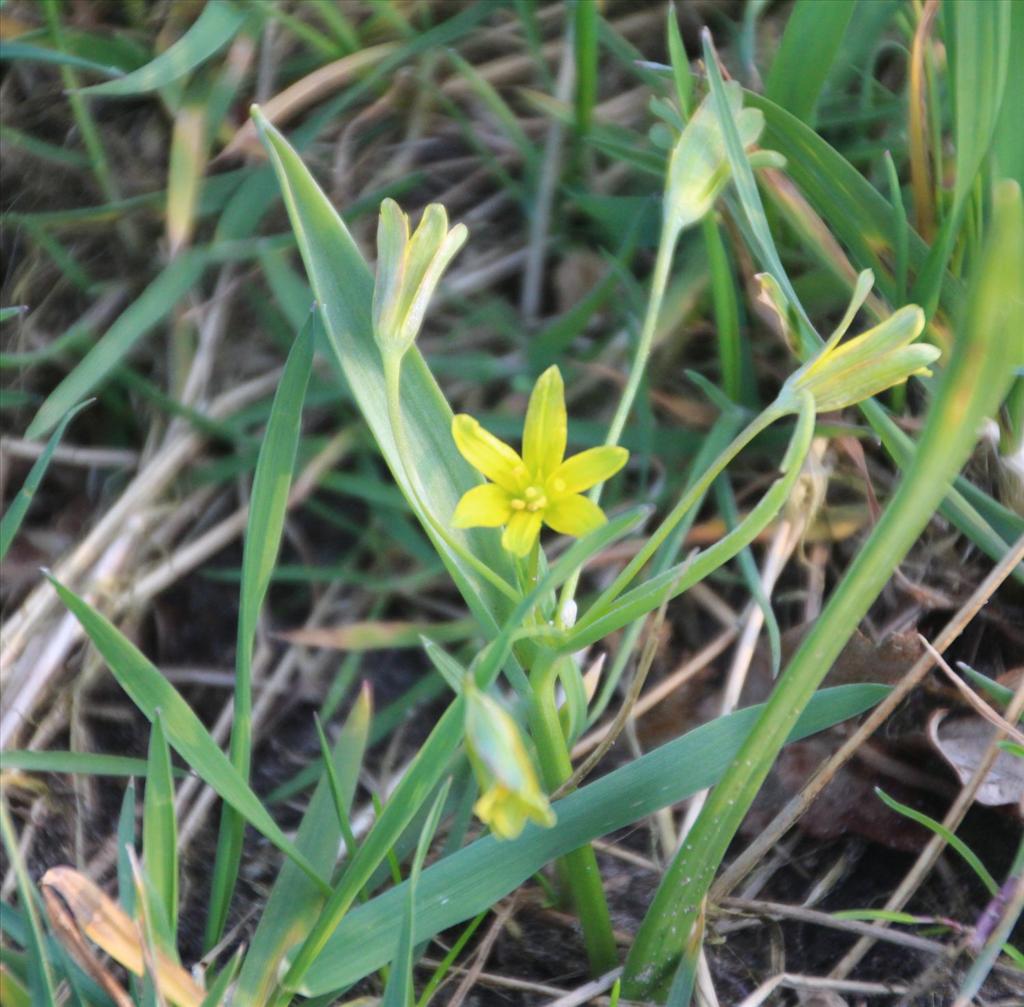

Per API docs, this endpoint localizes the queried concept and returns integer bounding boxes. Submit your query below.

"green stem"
[558,217,679,617]
[529,653,618,974]
[383,353,519,603]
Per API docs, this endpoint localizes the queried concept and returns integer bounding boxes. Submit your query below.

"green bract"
[372,198,468,359]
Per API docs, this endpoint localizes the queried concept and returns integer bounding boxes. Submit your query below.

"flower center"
[510,485,548,513]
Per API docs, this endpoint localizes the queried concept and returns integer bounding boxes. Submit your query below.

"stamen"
[510,499,526,510]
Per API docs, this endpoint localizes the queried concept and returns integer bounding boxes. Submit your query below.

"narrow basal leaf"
[299,685,888,992]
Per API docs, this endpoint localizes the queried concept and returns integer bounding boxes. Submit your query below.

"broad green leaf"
[765,0,856,125]
[78,1,247,96]
[234,688,371,1005]
[205,309,315,950]
[299,684,888,992]
[47,575,327,891]
[0,400,91,561]
[251,108,517,634]
[26,252,207,438]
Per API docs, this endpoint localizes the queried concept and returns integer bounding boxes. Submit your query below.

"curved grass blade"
[298,684,888,993]
[0,399,91,561]
[0,750,168,777]
[0,41,124,78]
[205,313,314,950]
[46,575,327,891]
[78,1,247,97]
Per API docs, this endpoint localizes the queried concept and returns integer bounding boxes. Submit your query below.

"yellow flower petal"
[453,483,513,528]
[501,510,543,557]
[523,365,566,479]
[544,494,607,537]
[452,415,527,492]
[549,445,628,496]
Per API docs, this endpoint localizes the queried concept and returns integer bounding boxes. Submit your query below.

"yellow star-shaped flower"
[451,366,628,557]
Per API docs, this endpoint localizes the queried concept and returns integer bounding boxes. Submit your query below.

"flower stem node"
[463,681,555,840]
[372,198,468,360]
[762,272,942,412]
[451,366,629,557]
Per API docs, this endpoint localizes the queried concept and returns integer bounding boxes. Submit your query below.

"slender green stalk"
[528,652,618,973]
[383,354,519,603]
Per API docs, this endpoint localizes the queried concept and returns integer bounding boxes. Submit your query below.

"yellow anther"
[510,499,526,510]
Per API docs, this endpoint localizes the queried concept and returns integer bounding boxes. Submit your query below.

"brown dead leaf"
[928,710,1024,807]
[40,866,205,1007]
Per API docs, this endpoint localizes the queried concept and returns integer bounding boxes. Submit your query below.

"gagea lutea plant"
[16,8,1021,1006]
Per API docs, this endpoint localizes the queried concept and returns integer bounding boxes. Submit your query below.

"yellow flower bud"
[372,198,467,359]
[764,272,942,412]
[463,681,555,840]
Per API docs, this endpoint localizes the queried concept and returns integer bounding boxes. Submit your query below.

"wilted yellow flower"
[451,366,629,557]
[463,681,555,840]
[761,272,942,412]
[372,198,467,358]
[664,81,779,237]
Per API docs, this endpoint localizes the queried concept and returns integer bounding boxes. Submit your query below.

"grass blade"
[621,169,1023,996]
[234,687,371,1005]
[0,399,91,561]
[764,0,856,125]
[47,575,327,891]
[0,801,57,1004]
[78,1,247,97]
[382,780,451,1007]
[142,711,178,937]
[205,313,315,949]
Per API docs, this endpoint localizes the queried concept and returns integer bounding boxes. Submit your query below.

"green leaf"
[0,41,124,78]
[382,780,451,1007]
[0,802,57,1004]
[47,575,328,891]
[233,687,371,1005]
[26,252,206,439]
[764,0,856,125]
[205,309,315,950]
[0,750,183,778]
[874,788,998,895]
[0,400,91,561]
[251,107,517,635]
[299,684,888,992]
[78,1,247,96]
[142,711,178,936]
